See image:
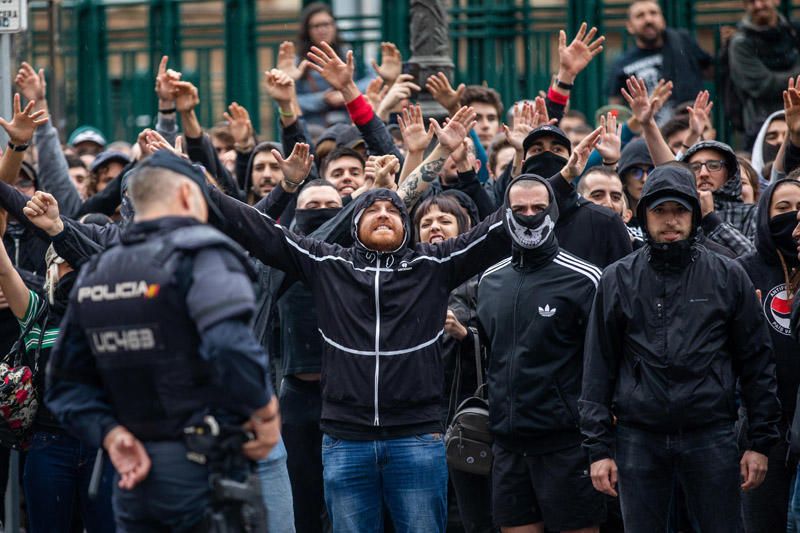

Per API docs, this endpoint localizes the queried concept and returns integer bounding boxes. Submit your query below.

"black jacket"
[579,165,781,462]
[738,180,800,428]
[478,176,601,454]
[207,186,514,438]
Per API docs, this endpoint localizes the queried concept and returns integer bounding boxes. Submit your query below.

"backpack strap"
[470,327,484,397]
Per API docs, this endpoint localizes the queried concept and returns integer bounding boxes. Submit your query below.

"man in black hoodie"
[737,178,800,532]
[580,163,781,531]
[478,174,605,532]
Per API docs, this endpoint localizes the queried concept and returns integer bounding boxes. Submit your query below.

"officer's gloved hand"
[242,396,280,461]
[104,425,152,489]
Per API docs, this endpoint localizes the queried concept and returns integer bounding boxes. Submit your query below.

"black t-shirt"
[608,47,664,99]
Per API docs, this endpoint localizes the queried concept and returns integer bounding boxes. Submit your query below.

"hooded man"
[205,171,529,531]
[478,174,605,533]
[682,140,758,240]
[580,163,781,532]
[751,110,787,186]
[737,178,800,532]
[494,125,632,268]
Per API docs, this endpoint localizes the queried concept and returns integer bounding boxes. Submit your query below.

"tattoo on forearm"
[420,159,444,182]
[397,155,445,209]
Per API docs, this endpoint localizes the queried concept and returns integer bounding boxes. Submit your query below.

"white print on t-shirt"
[622,54,663,93]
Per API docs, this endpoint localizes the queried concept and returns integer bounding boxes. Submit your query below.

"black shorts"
[491,443,606,530]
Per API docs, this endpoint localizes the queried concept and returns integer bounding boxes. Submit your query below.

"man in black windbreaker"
[579,162,781,532]
[478,174,605,532]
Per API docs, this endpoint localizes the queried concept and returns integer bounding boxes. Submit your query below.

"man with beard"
[607,0,711,120]
[494,124,632,267]
[580,163,780,531]
[729,0,800,146]
[479,175,606,533]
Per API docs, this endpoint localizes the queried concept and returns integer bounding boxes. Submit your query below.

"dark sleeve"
[357,114,405,166]
[606,57,625,99]
[45,292,119,449]
[450,169,495,220]
[600,213,634,266]
[0,181,38,233]
[76,168,126,217]
[254,185,298,220]
[578,272,622,462]
[186,248,272,414]
[792,294,800,343]
[728,264,781,454]
[784,140,800,176]
[547,172,581,216]
[235,149,252,192]
[185,134,243,199]
[690,34,713,67]
[492,162,514,207]
[545,95,566,125]
[281,119,320,182]
[50,219,109,268]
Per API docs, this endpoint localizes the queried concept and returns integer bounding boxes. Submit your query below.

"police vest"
[74,224,255,441]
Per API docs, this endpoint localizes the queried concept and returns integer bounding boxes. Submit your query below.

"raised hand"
[532,96,557,128]
[784,75,800,145]
[272,143,314,188]
[0,93,48,145]
[306,41,355,92]
[558,22,605,82]
[373,154,400,189]
[14,62,46,103]
[378,74,421,119]
[223,102,254,146]
[595,112,622,164]
[562,126,603,181]
[142,129,186,159]
[154,55,182,103]
[277,41,309,81]
[365,77,388,111]
[371,42,402,84]
[22,191,63,236]
[173,81,199,113]
[430,106,476,153]
[398,104,435,154]
[425,72,465,116]
[687,90,713,139]
[264,68,296,106]
[503,101,536,151]
[621,76,667,125]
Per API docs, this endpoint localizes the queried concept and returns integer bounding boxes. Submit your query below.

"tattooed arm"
[397,145,447,210]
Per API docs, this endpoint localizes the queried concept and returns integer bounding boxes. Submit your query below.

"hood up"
[245,141,283,198]
[681,140,741,203]
[751,110,785,183]
[350,188,411,255]
[502,174,560,265]
[754,178,800,264]
[637,164,702,242]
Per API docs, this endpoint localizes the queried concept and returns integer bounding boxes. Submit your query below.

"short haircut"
[786,166,800,181]
[209,126,235,149]
[488,137,513,173]
[320,146,366,177]
[413,193,471,239]
[563,109,588,123]
[661,116,690,140]
[65,153,86,169]
[629,0,661,16]
[297,178,339,204]
[578,165,622,196]
[461,85,504,119]
[127,166,187,213]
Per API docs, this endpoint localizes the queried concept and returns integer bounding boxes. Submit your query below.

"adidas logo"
[538,304,556,317]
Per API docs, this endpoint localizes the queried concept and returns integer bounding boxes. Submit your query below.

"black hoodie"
[478,175,601,455]
[738,179,800,428]
[207,185,516,438]
[580,164,780,462]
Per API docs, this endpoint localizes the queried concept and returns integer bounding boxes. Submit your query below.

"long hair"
[297,3,342,58]
[413,194,471,244]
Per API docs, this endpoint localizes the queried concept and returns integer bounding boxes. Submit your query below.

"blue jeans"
[257,437,296,533]
[787,462,800,532]
[23,430,115,533]
[615,423,741,533]
[321,433,448,533]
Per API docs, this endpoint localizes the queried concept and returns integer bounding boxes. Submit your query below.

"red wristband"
[345,94,374,126]
[547,87,569,106]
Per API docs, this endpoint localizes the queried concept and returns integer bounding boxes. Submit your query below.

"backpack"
[444,327,493,476]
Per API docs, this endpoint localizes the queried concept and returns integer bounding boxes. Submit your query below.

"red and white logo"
[763,284,793,336]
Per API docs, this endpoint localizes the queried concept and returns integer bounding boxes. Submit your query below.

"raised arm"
[154,55,180,146]
[0,212,33,320]
[397,104,434,182]
[622,76,675,166]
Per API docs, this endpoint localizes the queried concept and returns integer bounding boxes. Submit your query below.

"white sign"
[0,0,26,34]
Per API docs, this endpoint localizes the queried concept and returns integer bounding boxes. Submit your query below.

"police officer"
[41,151,280,531]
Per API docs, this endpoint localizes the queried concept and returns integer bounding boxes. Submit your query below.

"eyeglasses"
[688,160,726,173]
[624,166,654,181]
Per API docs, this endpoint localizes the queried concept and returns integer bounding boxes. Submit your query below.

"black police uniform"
[46,216,273,531]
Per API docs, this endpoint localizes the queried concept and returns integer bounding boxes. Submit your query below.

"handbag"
[445,327,493,476]
[0,301,48,449]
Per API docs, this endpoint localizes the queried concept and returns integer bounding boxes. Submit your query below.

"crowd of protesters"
[0,0,795,531]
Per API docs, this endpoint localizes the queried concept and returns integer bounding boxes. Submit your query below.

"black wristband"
[555,79,574,90]
[158,107,177,114]
[602,159,619,166]
[7,141,28,152]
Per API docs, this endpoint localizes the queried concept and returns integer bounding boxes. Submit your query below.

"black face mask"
[505,206,557,250]
[648,239,695,272]
[762,141,780,166]
[521,151,568,179]
[294,207,342,235]
[50,270,78,315]
[769,210,799,260]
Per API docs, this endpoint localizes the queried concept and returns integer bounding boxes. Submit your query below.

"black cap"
[135,151,222,222]
[647,195,693,211]
[522,125,572,156]
[89,150,131,173]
